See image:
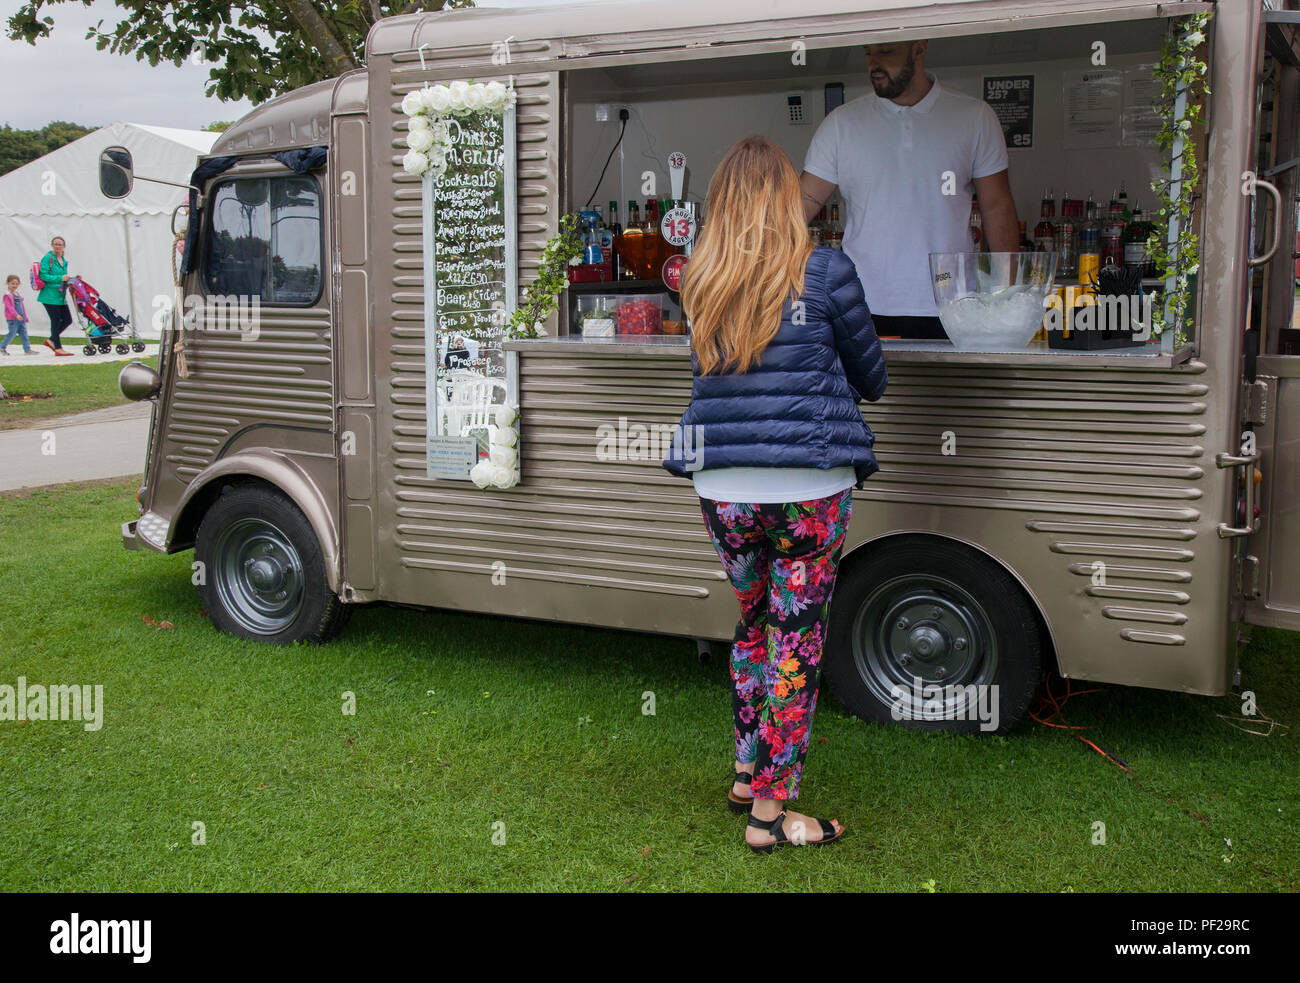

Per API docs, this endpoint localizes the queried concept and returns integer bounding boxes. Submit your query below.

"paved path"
[0,402,152,492]
[0,342,157,366]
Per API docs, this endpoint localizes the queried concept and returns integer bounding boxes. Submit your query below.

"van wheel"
[195,484,350,644]
[825,537,1043,734]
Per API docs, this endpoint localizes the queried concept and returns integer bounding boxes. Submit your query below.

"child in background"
[2,274,34,355]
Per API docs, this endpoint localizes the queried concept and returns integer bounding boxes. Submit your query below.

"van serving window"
[204,175,323,306]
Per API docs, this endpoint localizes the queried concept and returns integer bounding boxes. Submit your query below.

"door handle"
[1248,178,1282,268]
[1216,451,1261,538]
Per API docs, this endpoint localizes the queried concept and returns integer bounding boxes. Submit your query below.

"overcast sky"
[0,0,616,131]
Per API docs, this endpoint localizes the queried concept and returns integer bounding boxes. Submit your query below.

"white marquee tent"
[0,122,217,341]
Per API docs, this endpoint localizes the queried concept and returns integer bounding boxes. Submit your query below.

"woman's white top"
[692,466,856,504]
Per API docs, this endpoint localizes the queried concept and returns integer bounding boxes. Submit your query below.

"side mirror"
[99,146,133,199]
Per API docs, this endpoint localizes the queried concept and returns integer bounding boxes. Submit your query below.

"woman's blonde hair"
[681,136,814,375]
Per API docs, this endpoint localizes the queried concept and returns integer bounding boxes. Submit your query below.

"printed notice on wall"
[1062,69,1122,149]
[422,106,517,480]
[1122,63,1161,147]
[983,75,1034,149]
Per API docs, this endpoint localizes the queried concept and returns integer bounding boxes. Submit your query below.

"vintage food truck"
[102,0,1300,733]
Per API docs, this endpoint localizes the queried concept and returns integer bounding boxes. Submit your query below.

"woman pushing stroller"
[37,235,75,356]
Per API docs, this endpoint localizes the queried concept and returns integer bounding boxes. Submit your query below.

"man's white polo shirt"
[803,74,1009,317]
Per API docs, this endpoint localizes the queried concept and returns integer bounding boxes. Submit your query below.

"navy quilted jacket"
[662,246,888,488]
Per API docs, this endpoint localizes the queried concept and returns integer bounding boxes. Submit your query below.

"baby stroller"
[67,276,145,356]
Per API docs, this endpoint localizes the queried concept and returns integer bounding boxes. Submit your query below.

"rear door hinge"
[1241,379,1268,426]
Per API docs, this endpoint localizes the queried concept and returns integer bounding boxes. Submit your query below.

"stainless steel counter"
[503,334,1197,368]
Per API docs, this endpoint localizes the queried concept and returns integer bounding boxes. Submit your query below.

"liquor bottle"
[1117,180,1131,222]
[595,206,617,278]
[1123,203,1153,277]
[1077,201,1100,290]
[608,200,622,235]
[621,201,645,279]
[1053,196,1077,278]
[827,202,844,250]
[1075,192,1096,255]
[1018,220,1034,253]
[809,205,826,246]
[643,200,664,278]
[969,197,983,250]
[1100,190,1125,269]
[1034,188,1056,253]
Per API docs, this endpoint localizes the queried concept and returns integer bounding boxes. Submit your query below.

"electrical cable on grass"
[1216,708,1289,737]
[1030,676,1132,772]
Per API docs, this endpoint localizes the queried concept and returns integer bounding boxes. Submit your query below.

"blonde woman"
[663,136,887,853]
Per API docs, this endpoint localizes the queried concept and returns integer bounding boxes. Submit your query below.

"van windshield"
[205,175,322,305]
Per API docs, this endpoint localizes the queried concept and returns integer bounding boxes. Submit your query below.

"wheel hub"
[906,624,945,661]
[246,556,286,592]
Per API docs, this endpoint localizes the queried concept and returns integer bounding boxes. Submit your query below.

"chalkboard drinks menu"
[418,99,518,480]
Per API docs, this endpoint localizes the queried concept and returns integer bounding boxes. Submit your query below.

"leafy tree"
[0,121,95,175]
[7,1,475,106]
[203,121,234,132]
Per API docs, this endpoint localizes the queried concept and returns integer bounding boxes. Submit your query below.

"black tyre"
[131,342,146,353]
[82,344,96,356]
[826,536,1044,734]
[116,343,129,355]
[195,484,350,644]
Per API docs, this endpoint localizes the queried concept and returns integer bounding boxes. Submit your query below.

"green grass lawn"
[0,352,158,430]
[1,479,1296,892]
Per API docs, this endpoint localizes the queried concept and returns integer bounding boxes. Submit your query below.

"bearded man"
[801,40,1020,340]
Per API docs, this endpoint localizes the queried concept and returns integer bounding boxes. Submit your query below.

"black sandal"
[727,770,754,812]
[746,809,843,853]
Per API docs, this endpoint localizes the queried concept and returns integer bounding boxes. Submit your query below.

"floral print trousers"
[698,489,853,800]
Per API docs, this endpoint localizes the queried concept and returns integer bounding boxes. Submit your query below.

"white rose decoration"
[401,90,425,116]
[430,120,449,143]
[464,84,486,112]
[402,149,429,176]
[494,404,517,428]
[492,427,518,449]
[487,462,514,488]
[489,445,517,469]
[423,84,451,114]
[408,115,430,133]
[483,81,507,111]
[447,80,470,112]
[406,127,434,152]
[469,461,493,489]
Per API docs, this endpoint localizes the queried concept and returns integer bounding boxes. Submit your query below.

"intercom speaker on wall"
[786,92,806,124]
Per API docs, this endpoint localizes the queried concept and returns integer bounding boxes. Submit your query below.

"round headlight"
[119,361,161,401]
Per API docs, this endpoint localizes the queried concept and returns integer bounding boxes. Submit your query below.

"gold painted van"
[105,0,1300,732]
